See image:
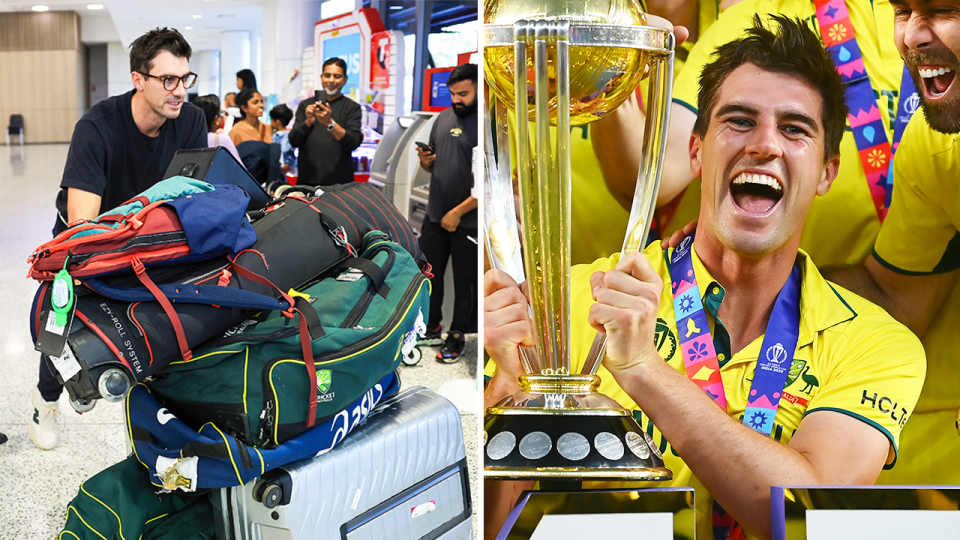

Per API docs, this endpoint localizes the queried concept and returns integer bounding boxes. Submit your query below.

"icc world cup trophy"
[483,0,676,480]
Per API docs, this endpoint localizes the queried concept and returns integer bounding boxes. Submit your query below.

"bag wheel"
[402,346,422,366]
[71,397,96,413]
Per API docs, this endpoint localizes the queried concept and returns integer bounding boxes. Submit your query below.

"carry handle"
[337,257,391,298]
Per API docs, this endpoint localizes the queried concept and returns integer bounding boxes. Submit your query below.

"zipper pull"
[329,226,357,257]
[217,269,233,287]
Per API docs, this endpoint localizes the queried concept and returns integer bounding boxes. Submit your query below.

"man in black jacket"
[289,57,364,186]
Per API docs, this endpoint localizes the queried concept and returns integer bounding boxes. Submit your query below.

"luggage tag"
[35,258,77,362]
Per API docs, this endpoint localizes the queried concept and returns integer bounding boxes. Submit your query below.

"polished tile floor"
[0,144,479,539]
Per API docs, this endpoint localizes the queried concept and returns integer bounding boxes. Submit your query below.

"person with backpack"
[29,27,207,450]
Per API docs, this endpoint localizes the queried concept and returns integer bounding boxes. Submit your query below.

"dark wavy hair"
[236,69,257,91]
[196,94,221,132]
[269,104,293,126]
[235,89,260,120]
[129,28,192,91]
[693,15,848,160]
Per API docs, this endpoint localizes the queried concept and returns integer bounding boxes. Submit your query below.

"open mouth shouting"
[730,173,783,217]
[918,65,956,100]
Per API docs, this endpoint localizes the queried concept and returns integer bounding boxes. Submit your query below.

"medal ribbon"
[814,0,919,222]
[668,235,802,540]
[668,234,727,411]
[667,233,802,434]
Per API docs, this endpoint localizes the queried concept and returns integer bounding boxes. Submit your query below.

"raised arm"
[592,100,698,211]
[482,268,536,540]
[593,252,906,539]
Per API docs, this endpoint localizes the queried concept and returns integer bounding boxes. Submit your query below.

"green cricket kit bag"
[146,231,430,447]
[61,454,216,540]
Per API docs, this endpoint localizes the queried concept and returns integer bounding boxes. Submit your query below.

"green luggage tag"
[52,257,75,327]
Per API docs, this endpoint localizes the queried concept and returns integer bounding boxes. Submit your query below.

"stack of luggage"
[27,151,471,539]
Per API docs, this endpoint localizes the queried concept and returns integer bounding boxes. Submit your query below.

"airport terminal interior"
[0,144,479,537]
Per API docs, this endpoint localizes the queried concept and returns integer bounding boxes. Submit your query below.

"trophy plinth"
[483,0,675,482]
[485,374,671,480]
[485,385,671,480]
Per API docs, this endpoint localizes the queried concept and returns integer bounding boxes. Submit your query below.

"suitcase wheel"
[402,346,422,366]
[70,397,96,413]
[261,484,282,509]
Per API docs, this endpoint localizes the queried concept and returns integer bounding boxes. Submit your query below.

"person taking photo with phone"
[289,57,363,186]
[416,63,479,362]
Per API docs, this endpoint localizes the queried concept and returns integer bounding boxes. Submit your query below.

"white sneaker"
[29,388,60,450]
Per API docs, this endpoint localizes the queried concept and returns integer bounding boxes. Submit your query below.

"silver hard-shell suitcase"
[212,386,472,540]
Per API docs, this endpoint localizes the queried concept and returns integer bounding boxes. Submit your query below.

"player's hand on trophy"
[646,14,689,48]
[589,252,663,374]
[484,269,534,384]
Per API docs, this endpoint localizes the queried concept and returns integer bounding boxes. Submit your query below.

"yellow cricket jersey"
[656,0,960,485]
[570,126,632,265]
[667,0,903,268]
[569,244,925,539]
[870,113,960,485]
[874,114,960,274]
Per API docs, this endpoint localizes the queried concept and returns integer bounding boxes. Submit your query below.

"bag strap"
[337,257,391,298]
[83,278,292,311]
[228,252,325,428]
[131,256,193,362]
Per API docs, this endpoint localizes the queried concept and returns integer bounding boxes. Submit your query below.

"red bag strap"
[228,252,323,428]
[130,256,192,362]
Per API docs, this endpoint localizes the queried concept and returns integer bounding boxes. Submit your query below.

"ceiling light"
[193,14,202,18]
[32,5,49,11]
[184,26,193,30]
[86,3,104,9]
[390,5,402,9]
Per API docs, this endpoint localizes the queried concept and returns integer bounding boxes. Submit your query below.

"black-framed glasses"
[138,71,197,91]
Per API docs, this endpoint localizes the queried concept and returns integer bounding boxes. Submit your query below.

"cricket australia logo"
[317,370,332,394]
[654,318,677,361]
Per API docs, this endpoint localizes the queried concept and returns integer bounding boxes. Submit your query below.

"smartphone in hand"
[314,89,327,106]
[415,141,434,153]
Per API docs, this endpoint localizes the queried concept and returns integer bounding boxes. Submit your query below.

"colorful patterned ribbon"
[668,234,802,540]
[668,234,727,411]
[667,233,801,434]
[889,64,920,193]
[814,0,918,222]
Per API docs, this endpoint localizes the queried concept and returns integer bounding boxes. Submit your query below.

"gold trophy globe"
[483,0,675,480]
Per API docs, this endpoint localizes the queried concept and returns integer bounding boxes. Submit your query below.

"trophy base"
[483,375,673,481]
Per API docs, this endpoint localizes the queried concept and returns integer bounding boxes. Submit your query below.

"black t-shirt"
[288,95,364,186]
[55,89,207,225]
[427,107,478,228]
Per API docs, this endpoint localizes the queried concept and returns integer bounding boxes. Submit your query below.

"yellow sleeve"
[874,117,960,274]
[804,304,926,468]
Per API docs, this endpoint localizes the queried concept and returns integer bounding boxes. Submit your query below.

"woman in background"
[229,89,273,145]
[236,68,257,91]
